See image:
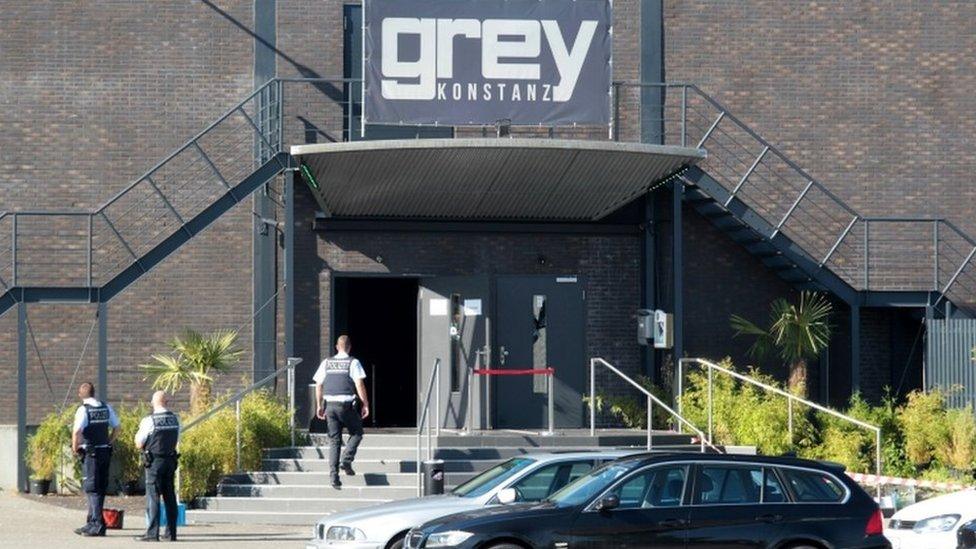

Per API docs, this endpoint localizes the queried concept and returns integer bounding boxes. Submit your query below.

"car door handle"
[658,518,688,528]
[756,514,784,523]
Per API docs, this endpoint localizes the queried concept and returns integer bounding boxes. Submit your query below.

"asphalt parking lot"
[0,490,309,547]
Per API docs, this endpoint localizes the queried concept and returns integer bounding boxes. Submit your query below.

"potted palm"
[142,329,243,415]
[26,411,71,495]
[730,291,832,398]
[115,404,148,495]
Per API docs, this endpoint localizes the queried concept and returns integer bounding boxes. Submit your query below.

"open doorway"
[333,276,418,428]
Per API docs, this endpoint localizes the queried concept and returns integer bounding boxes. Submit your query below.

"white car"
[306,450,639,549]
[886,488,976,548]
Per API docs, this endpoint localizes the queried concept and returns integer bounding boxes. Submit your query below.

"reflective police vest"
[81,403,111,447]
[322,357,357,397]
[145,411,180,456]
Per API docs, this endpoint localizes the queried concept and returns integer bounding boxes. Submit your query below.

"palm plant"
[141,329,243,415]
[730,291,832,397]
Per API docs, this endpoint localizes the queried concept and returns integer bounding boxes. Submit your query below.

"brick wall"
[0,0,257,421]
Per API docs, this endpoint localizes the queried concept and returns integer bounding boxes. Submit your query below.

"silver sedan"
[306,450,638,549]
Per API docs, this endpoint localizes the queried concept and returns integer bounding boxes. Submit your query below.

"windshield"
[545,461,635,507]
[451,457,536,498]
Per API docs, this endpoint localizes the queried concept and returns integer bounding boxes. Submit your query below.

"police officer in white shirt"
[71,382,120,537]
[134,391,181,542]
[313,335,370,488]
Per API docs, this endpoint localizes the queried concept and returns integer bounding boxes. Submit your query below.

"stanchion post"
[676,359,684,434]
[235,400,242,472]
[589,359,596,436]
[707,365,713,442]
[546,371,554,435]
[646,395,652,451]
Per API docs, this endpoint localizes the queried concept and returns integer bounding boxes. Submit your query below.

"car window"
[697,465,761,504]
[779,468,846,502]
[452,458,535,498]
[510,460,595,502]
[745,467,787,503]
[547,462,634,508]
[607,465,687,509]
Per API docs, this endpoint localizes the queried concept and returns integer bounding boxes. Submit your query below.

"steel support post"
[851,304,861,394]
[646,396,653,451]
[672,181,684,373]
[98,301,108,401]
[17,301,27,492]
[283,169,295,412]
[641,193,657,381]
[640,0,664,144]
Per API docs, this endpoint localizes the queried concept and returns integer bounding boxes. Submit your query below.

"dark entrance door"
[494,276,586,429]
[418,276,491,430]
[333,277,418,428]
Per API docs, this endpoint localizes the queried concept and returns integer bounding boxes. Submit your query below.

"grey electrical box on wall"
[637,309,653,346]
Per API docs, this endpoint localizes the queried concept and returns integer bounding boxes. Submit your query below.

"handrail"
[173,356,301,498]
[678,357,882,498]
[589,357,718,453]
[416,358,441,496]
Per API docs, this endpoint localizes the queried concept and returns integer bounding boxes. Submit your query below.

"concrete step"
[196,496,389,513]
[217,483,417,499]
[261,457,500,473]
[306,431,691,449]
[221,471,477,487]
[263,444,699,461]
[186,509,341,525]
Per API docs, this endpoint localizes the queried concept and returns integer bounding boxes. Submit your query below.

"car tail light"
[865,508,884,536]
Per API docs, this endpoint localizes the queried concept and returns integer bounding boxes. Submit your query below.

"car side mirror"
[497,488,518,504]
[596,494,620,511]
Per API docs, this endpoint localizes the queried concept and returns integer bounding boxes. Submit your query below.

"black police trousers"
[324,401,363,475]
[144,456,179,541]
[82,447,112,534]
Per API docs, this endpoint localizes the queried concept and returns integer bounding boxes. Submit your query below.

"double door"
[417,275,585,430]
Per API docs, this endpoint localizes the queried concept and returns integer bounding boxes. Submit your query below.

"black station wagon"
[404,453,888,549]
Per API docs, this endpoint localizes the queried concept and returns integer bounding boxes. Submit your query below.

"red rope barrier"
[473,368,555,376]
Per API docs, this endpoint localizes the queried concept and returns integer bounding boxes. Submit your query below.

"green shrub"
[899,390,947,467]
[585,375,673,430]
[936,407,976,472]
[113,403,149,487]
[178,389,292,501]
[26,411,68,480]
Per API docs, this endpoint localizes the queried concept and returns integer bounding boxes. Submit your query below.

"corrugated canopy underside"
[292,139,705,221]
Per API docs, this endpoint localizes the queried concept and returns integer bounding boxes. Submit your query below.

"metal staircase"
[615,83,976,314]
[0,79,289,317]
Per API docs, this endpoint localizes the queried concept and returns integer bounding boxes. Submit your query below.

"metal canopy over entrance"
[292,139,704,221]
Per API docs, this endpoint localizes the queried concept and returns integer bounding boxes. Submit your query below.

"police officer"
[313,335,370,488]
[71,382,120,537]
[134,390,181,542]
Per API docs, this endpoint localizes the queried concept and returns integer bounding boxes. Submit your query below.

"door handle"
[658,518,688,528]
[499,346,509,366]
[756,514,783,523]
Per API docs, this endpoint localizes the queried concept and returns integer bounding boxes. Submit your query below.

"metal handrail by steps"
[589,357,718,453]
[181,357,303,471]
[416,358,441,495]
[678,357,882,497]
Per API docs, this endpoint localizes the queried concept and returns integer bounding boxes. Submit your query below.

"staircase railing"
[677,357,881,497]
[611,82,976,311]
[417,358,441,495]
[0,78,285,293]
[588,357,717,453]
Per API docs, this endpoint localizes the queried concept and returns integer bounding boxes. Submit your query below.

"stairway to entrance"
[186,429,726,525]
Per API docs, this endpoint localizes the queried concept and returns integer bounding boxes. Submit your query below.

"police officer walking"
[313,335,370,488]
[134,390,181,542]
[71,382,120,537]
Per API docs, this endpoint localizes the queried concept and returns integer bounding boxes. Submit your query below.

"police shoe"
[74,526,89,535]
[340,463,356,476]
[331,475,342,488]
[82,529,106,537]
[134,535,159,542]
